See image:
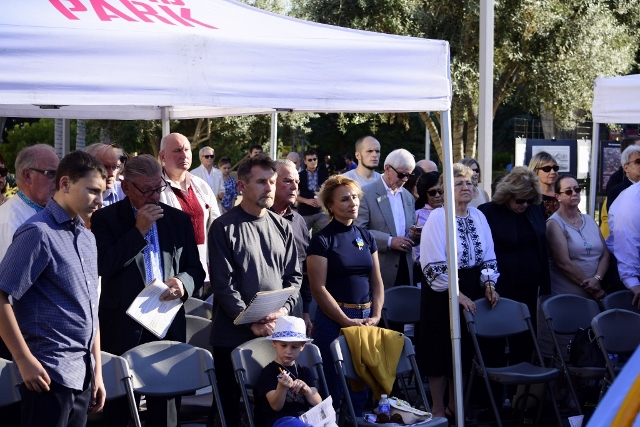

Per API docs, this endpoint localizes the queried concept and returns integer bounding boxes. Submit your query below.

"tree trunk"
[418,112,443,163]
[465,102,478,159]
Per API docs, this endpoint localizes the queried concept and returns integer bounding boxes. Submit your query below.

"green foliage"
[1,120,58,172]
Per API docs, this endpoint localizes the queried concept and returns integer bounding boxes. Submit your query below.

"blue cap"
[272,417,312,427]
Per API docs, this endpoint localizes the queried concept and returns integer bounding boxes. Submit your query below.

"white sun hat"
[266,316,313,343]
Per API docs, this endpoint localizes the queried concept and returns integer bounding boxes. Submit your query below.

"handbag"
[568,327,606,367]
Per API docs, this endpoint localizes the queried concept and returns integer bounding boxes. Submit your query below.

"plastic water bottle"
[608,353,619,370]
[379,394,390,416]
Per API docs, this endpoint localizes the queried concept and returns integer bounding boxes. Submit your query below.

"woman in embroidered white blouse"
[417,163,499,419]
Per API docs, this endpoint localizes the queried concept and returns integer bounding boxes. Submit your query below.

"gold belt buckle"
[356,303,367,310]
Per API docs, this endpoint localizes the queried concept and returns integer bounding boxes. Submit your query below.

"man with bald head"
[416,159,438,173]
[286,151,302,172]
[85,142,125,206]
[0,144,60,261]
[159,133,220,289]
[342,135,381,187]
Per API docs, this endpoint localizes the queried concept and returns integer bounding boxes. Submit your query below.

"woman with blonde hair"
[528,151,560,218]
[460,158,489,208]
[307,175,384,411]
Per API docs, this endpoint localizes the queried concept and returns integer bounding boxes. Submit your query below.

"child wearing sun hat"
[254,316,322,427]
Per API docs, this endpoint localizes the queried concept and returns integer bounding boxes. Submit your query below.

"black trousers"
[209,346,242,427]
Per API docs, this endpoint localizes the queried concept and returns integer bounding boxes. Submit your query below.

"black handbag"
[568,327,606,367]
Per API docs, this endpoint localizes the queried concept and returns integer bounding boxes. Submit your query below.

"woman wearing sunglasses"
[412,171,442,269]
[538,174,609,360]
[528,151,560,218]
[0,153,7,206]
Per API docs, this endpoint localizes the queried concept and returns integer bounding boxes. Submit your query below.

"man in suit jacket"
[297,148,329,233]
[91,154,205,427]
[356,149,416,288]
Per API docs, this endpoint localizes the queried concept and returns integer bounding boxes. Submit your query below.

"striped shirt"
[0,199,99,390]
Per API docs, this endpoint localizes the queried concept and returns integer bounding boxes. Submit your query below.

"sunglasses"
[202,155,215,159]
[0,167,7,177]
[30,168,57,179]
[559,186,582,196]
[427,189,444,197]
[536,165,560,173]
[625,158,640,166]
[515,197,536,205]
[306,158,318,162]
[389,165,414,180]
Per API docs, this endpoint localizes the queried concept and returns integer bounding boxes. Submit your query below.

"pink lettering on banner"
[120,0,175,24]
[49,0,88,20]
[148,0,186,5]
[91,0,136,21]
[159,5,217,29]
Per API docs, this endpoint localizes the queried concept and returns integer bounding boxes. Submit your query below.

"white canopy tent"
[1,0,469,423]
[589,74,640,214]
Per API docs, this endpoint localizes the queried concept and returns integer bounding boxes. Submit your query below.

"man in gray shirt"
[208,154,301,427]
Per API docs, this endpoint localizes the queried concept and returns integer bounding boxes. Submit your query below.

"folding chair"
[122,341,226,427]
[330,333,447,427]
[99,352,142,427]
[186,314,212,351]
[0,358,20,407]
[184,297,214,319]
[464,298,563,427]
[602,290,640,314]
[591,309,640,395]
[231,337,328,427]
[381,286,420,337]
[541,294,605,415]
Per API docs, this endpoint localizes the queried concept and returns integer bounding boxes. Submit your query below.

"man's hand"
[390,236,414,253]
[260,307,288,324]
[218,191,225,201]
[631,286,640,309]
[301,197,319,208]
[160,277,185,301]
[251,322,276,337]
[89,375,106,413]
[303,313,313,337]
[135,204,164,236]
[16,353,50,393]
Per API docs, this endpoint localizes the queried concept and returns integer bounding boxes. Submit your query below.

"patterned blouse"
[221,176,238,212]
[419,206,499,292]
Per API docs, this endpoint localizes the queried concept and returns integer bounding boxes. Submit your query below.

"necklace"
[560,212,582,227]
[277,363,298,380]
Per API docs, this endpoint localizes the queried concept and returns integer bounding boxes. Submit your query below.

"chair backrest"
[231,337,327,395]
[464,298,530,338]
[591,309,640,354]
[100,352,142,427]
[542,294,601,335]
[382,286,421,327]
[184,297,213,319]
[186,314,212,351]
[123,341,214,395]
[0,358,20,407]
[602,290,640,314]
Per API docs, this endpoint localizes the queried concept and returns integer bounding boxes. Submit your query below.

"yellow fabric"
[612,371,640,427]
[340,326,405,399]
[600,199,610,239]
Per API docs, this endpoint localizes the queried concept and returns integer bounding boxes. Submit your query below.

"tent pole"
[270,112,278,159]
[478,0,494,197]
[589,122,600,216]
[440,110,464,426]
[161,107,170,137]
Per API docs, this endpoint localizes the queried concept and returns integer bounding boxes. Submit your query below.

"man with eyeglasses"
[0,144,60,262]
[91,154,205,427]
[296,148,329,233]
[356,148,416,288]
[190,146,225,214]
[159,133,220,292]
[85,143,125,207]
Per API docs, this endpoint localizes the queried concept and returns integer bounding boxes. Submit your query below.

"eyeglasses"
[126,179,168,198]
[119,155,128,165]
[454,181,473,189]
[515,197,536,205]
[306,158,318,162]
[103,164,123,173]
[625,158,640,166]
[470,168,479,173]
[559,186,582,196]
[427,189,444,197]
[389,165,414,180]
[0,167,7,177]
[202,154,215,159]
[30,168,56,179]
[536,165,560,173]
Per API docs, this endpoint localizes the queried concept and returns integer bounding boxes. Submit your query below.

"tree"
[291,0,640,161]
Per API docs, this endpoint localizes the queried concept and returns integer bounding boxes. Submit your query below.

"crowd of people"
[0,134,639,427]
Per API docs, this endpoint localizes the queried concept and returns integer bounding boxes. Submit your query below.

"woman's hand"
[363,315,381,326]
[485,285,499,308]
[580,277,602,294]
[459,293,476,314]
[343,318,366,327]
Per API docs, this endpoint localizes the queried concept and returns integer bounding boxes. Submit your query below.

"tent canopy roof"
[592,74,640,124]
[0,0,452,120]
